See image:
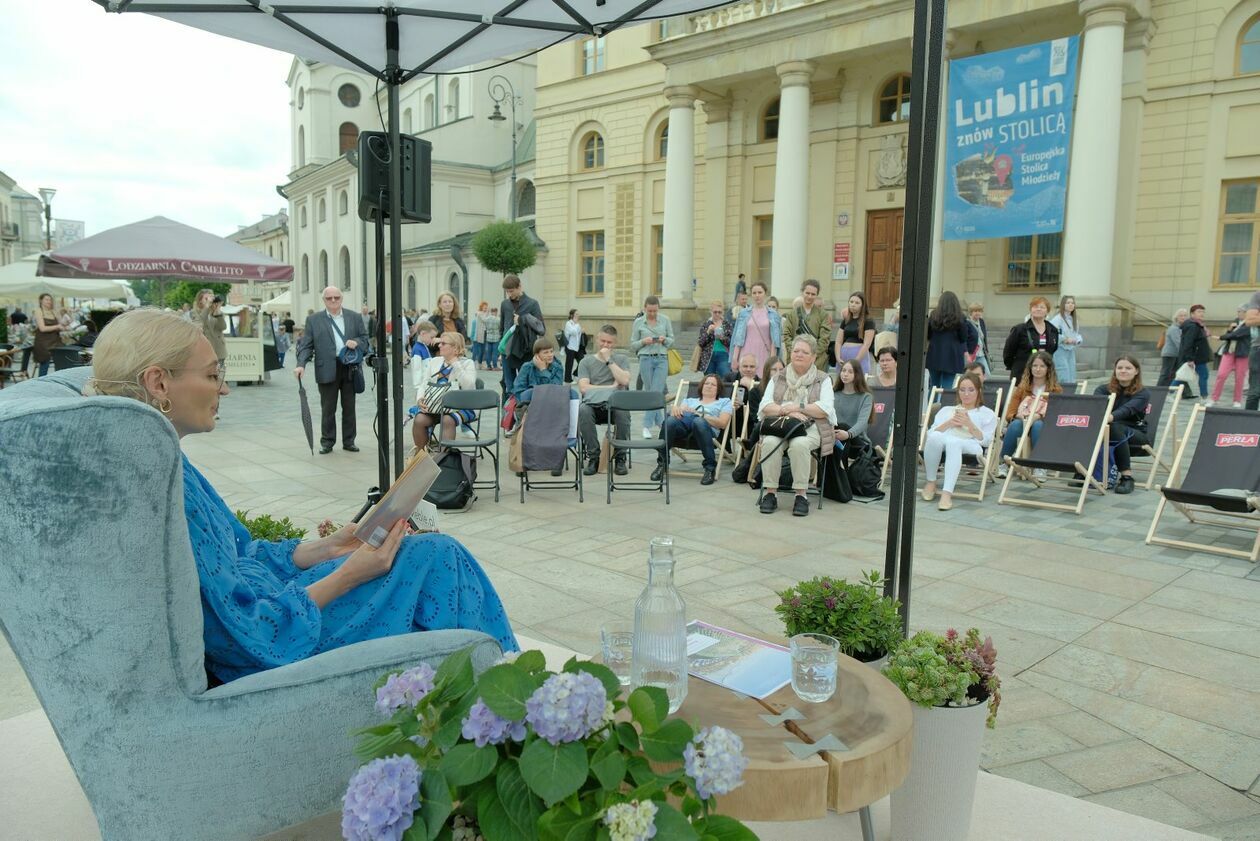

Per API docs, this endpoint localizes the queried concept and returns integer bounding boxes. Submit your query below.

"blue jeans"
[639,354,668,430]
[927,369,956,392]
[484,342,499,369]
[38,361,51,377]
[661,414,718,469]
[1000,418,1043,458]
[471,341,486,365]
[705,349,731,379]
[1172,362,1210,399]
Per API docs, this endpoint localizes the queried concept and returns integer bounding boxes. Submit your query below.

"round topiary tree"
[470,221,536,276]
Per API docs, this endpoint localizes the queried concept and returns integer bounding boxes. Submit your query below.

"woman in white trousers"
[921,373,998,511]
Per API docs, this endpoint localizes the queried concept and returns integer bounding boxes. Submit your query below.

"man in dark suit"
[294,286,369,454]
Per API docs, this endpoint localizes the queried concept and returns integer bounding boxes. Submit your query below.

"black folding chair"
[1146,405,1260,562]
[1135,384,1183,490]
[998,393,1115,515]
[869,387,895,490]
[51,346,90,370]
[436,389,501,503]
[519,388,583,503]
[606,390,669,504]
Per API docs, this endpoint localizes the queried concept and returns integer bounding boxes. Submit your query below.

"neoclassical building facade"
[532,0,1260,366]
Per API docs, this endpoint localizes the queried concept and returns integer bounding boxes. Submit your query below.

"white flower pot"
[889,699,988,841]
[860,653,889,672]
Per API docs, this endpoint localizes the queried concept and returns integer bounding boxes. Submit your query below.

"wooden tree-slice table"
[673,652,913,826]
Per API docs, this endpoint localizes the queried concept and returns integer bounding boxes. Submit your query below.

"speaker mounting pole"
[385,9,407,482]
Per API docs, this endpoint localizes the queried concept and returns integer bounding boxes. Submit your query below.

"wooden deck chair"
[665,379,733,480]
[1135,384,1183,490]
[1146,405,1260,562]
[923,385,1006,501]
[998,393,1115,515]
[869,387,896,489]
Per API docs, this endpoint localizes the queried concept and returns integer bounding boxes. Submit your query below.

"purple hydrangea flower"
[684,726,748,800]
[375,663,436,716]
[524,671,608,745]
[341,755,421,841]
[461,698,527,747]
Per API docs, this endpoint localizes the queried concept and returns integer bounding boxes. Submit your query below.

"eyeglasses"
[324,296,341,301]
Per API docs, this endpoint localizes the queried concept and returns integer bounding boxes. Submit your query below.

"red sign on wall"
[834,243,850,263]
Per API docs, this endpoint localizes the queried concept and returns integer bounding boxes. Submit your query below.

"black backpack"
[843,437,884,499]
[424,450,477,511]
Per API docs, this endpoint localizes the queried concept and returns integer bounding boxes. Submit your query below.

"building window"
[1004,233,1063,290]
[579,231,605,295]
[319,250,328,287]
[338,122,358,155]
[447,79,460,120]
[298,125,306,167]
[297,87,304,109]
[655,122,668,161]
[340,246,352,291]
[318,197,327,222]
[1217,179,1260,287]
[407,275,417,310]
[424,94,436,130]
[301,255,310,292]
[516,181,536,218]
[652,225,664,297]
[761,98,779,142]
[1240,15,1260,75]
[403,108,413,134]
[300,206,308,227]
[338,83,361,107]
[581,132,605,170]
[754,216,773,286]
[581,37,606,75]
[339,190,348,215]
[878,74,912,124]
[655,18,682,41]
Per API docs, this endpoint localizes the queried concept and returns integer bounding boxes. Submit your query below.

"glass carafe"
[631,536,688,713]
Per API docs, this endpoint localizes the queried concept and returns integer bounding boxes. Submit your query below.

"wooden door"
[864,209,904,310]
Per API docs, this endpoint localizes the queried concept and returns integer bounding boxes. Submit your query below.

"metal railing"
[1111,293,1171,328]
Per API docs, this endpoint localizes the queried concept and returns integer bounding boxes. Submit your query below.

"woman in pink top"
[731,281,784,373]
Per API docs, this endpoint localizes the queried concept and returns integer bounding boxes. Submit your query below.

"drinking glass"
[791,633,840,703]
[601,623,634,687]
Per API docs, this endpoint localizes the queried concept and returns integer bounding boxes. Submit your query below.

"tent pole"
[882,0,946,633]
[386,11,406,480]
[374,208,391,491]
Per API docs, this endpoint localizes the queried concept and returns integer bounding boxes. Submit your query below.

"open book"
[356,452,442,547]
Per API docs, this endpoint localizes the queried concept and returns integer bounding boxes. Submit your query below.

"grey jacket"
[295,309,369,385]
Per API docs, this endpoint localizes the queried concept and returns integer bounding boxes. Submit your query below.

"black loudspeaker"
[357,131,432,224]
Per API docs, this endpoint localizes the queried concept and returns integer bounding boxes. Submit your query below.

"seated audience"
[725,353,761,440]
[757,337,837,517]
[577,325,632,477]
[411,322,437,361]
[412,332,477,451]
[651,373,732,486]
[963,361,985,382]
[511,336,567,405]
[997,352,1062,477]
[1093,355,1151,495]
[921,373,998,511]
[833,359,874,448]
[87,309,517,683]
[872,346,897,388]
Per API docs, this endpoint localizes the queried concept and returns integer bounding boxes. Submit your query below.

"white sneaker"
[642,428,653,439]
[1204,400,1215,407]
[996,465,1008,479]
[1233,402,1243,408]
[1032,468,1048,480]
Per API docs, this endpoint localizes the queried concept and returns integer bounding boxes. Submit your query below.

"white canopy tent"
[260,287,291,311]
[0,254,131,304]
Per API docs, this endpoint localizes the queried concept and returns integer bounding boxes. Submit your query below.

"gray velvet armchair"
[0,369,502,840]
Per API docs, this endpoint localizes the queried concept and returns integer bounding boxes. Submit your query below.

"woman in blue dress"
[87,309,518,683]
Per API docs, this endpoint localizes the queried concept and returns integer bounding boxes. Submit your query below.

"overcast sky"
[1,1,294,239]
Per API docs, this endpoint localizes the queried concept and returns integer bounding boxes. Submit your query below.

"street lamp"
[486,75,521,222]
[38,187,56,250]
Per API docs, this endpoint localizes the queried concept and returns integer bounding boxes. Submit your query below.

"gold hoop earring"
[156,398,172,414]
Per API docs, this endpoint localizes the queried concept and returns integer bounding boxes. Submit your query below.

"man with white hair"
[294,286,369,454]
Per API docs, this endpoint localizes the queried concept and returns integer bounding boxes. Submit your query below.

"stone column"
[1060,1,1130,306]
[662,85,698,302]
[701,97,732,306]
[929,30,958,301]
[770,61,815,300]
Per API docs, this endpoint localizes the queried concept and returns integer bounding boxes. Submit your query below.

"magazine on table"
[356,453,441,547]
[686,620,791,699]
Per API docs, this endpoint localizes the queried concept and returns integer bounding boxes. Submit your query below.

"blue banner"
[943,37,1079,241]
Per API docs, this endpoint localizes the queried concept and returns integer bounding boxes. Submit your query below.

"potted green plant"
[882,627,1001,841]
[343,647,758,841]
[774,570,903,666]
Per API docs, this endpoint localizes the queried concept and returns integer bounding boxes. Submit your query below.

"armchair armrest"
[197,629,500,701]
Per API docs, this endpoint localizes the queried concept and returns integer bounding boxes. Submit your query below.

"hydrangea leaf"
[564,660,622,699]
[639,718,694,762]
[438,743,498,787]
[590,751,627,791]
[694,814,759,840]
[627,686,668,734]
[520,739,589,806]
[476,663,537,721]
[496,759,544,840]
[419,769,453,841]
[651,802,699,840]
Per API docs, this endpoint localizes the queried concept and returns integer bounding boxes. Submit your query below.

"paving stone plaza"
[4,364,1255,839]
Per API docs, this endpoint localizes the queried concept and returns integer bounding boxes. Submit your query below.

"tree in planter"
[470,221,536,277]
[774,570,903,661]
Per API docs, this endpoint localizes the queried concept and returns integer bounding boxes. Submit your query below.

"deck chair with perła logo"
[920,385,1006,502]
[664,379,734,481]
[997,393,1115,515]
[1132,384,1183,490]
[1145,405,1260,562]
[869,387,896,490]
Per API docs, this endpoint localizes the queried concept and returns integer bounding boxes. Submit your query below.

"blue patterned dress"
[181,456,518,682]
